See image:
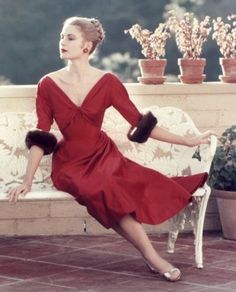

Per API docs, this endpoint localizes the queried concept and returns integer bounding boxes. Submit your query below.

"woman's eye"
[59,34,75,41]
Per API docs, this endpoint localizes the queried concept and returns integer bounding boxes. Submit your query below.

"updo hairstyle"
[63,17,105,54]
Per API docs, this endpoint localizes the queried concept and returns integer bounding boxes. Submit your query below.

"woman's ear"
[83,41,93,53]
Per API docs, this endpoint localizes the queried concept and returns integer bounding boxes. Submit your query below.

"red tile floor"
[0,231,235,291]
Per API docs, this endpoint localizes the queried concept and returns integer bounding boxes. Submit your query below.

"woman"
[7,17,213,282]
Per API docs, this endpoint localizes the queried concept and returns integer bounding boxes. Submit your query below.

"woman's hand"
[6,181,32,203]
[186,130,217,147]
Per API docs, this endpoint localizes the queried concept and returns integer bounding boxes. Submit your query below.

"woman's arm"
[150,126,214,147]
[7,78,57,202]
[7,145,44,202]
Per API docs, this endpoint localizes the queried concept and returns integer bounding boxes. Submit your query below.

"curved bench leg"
[167,210,186,253]
[190,197,203,268]
[191,186,211,269]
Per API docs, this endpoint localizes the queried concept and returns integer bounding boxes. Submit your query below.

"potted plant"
[208,125,236,240]
[212,15,236,83]
[124,22,170,84]
[167,11,211,84]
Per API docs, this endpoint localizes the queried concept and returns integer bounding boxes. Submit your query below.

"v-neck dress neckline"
[45,72,110,108]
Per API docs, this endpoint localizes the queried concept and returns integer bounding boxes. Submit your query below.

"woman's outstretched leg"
[113,214,181,281]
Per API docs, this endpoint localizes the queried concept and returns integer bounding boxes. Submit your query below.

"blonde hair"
[63,16,105,54]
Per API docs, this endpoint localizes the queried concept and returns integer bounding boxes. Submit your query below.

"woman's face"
[59,24,88,60]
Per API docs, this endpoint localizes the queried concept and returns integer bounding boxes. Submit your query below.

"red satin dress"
[36,73,207,228]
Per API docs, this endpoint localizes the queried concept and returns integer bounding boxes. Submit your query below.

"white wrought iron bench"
[0,106,217,268]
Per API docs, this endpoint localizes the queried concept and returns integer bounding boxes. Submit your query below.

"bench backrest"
[0,106,216,193]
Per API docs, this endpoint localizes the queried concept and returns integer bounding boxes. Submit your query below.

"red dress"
[36,73,207,228]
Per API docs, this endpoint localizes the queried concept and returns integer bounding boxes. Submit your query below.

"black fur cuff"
[25,130,57,155]
[127,111,157,143]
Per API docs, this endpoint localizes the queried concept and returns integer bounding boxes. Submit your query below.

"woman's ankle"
[143,254,174,274]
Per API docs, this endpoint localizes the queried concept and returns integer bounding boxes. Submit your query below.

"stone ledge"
[0,85,36,98]
[0,82,236,98]
[126,82,236,95]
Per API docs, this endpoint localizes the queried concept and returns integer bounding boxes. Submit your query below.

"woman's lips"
[61,49,68,53]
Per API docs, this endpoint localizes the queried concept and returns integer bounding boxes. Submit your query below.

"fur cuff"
[25,130,57,155]
[127,111,157,143]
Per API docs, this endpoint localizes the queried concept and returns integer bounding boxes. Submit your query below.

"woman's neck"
[66,59,93,81]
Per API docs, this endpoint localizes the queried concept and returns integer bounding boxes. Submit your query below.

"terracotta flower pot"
[219,58,236,83]
[213,189,236,240]
[137,59,167,85]
[178,58,206,84]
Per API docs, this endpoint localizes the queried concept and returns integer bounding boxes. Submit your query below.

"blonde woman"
[7,17,213,282]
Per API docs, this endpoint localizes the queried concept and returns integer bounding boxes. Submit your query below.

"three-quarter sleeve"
[36,79,54,131]
[109,74,157,143]
[25,78,57,155]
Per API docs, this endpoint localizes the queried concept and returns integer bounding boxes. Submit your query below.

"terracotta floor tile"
[219,280,236,290]
[149,231,222,246]
[196,288,234,292]
[32,234,123,249]
[97,257,154,277]
[159,244,236,267]
[0,259,75,280]
[182,265,236,286]
[87,238,188,258]
[0,280,75,292]
[95,256,191,279]
[33,268,202,292]
[0,257,19,267]
[34,268,137,291]
[86,239,141,256]
[0,241,78,260]
[0,276,20,287]
[38,248,135,269]
[0,236,41,247]
[213,258,236,271]
[204,239,236,252]
[149,232,194,246]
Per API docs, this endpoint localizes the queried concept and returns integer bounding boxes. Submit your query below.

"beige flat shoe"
[163,267,181,282]
[145,261,182,282]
